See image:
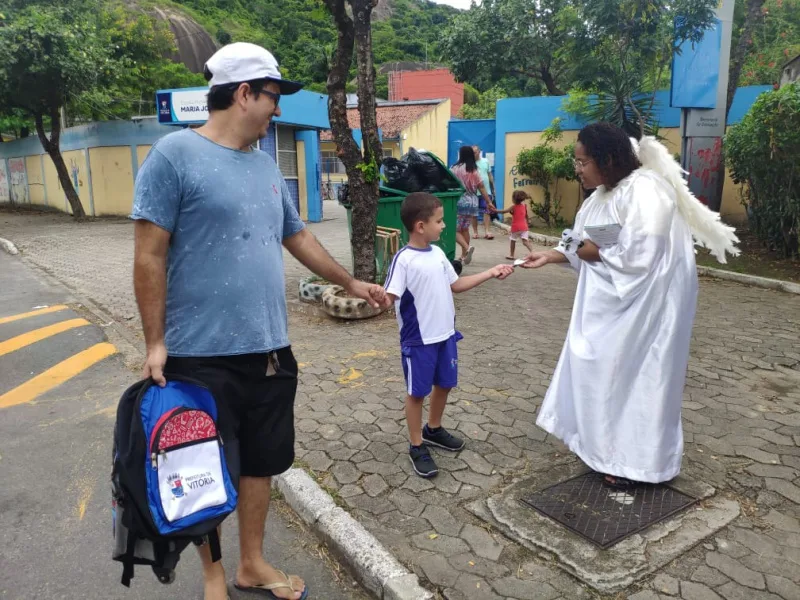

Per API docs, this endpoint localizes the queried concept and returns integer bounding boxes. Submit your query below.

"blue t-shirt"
[131,128,305,357]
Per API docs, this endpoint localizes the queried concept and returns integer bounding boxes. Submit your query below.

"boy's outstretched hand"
[490,264,515,280]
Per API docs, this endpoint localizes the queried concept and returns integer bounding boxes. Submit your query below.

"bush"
[725,83,800,258]
[515,119,577,227]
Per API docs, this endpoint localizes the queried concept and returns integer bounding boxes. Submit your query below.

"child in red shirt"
[495,190,534,259]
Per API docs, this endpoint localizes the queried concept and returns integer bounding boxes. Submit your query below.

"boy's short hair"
[400,192,442,232]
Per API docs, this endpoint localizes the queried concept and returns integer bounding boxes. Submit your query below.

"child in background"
[383,192,514,478]
[495,190,534,260]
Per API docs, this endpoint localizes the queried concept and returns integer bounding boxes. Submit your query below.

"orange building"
[389,69,463,117]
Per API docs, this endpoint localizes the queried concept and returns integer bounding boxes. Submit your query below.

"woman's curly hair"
[577,122,641,189]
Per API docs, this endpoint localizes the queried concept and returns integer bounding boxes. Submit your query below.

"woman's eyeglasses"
[573,158,594,170]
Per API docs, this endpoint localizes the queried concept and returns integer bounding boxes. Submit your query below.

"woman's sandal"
[602,474,641,489]
[484,233,495,239]
[234,570,309,599]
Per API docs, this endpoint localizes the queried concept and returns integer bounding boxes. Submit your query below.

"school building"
[320,98,451,191]
[0,88,330,222]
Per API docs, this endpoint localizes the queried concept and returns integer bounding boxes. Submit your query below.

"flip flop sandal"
[234,571,309,599]
[464,246,475,265]
[484,234,495,239]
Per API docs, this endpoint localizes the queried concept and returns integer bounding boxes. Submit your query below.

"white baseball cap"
[204,42,303,95]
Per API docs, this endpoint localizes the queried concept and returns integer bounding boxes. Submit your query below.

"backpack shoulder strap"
[208,529,222,563]
[121,533,137,587]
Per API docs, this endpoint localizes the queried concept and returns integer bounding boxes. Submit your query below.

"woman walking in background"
[451,146,491,266]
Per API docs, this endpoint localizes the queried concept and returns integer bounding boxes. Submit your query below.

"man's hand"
[489,264,515,280]
[521,251,551,269]
[143,342,168,387]
[345,280,386,308]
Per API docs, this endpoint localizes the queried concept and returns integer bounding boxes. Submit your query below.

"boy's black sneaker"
[409,444,439,478]
[422,425,465,452]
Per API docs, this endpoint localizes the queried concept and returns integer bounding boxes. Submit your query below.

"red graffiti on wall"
[686,138,723,206]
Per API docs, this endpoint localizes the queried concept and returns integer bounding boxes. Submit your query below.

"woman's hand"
[520,250,568,268]
[520,251,551,268]
[577,239,601,262]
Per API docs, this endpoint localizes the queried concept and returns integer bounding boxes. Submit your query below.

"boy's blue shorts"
[401,333,462,398]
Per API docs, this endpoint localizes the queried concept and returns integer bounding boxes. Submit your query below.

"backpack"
[111,375,239,587]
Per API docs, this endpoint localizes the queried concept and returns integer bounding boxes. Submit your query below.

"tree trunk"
[715,0,766,214]
[726,0,767,119]
[324,0,381,283]
[540,66,565,96]
[35,110,86,219]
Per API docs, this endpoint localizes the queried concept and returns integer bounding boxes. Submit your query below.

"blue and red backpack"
[112,375,238,586]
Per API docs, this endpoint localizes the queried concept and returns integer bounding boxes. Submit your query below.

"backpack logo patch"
[168,473,185,499]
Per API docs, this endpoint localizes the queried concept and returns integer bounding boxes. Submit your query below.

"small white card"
[584,224,622,247]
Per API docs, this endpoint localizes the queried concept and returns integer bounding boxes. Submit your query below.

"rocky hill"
[147,0,459,90]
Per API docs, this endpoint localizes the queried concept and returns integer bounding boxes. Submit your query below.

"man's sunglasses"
[226,83,280,106]
[258,89,281,107]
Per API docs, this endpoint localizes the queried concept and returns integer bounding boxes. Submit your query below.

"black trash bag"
[382,156,423,192]
[404,148,457,192]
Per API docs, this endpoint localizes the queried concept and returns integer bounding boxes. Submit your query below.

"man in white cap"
[132,43,384,600]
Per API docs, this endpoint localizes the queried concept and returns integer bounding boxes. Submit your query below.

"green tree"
[734,0,800,90]
[442,0,584,96]
[515,119,577,227]
[564,0,718,136]
[725,82,800,257]
[0,3,117,217]
[459,86,508,119]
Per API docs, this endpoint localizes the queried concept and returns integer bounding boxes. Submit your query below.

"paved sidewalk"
[2,203,800,600]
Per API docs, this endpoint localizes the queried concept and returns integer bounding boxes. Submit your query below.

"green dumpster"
[343,151,464,283]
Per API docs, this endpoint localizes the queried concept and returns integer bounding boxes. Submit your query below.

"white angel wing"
[632,136,740,263]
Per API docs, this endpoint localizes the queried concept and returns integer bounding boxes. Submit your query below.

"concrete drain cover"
[520,472,698,549]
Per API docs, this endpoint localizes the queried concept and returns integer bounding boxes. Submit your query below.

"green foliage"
[355,158,380,184]
[161,0,459,88]
[0,3,117,120]
[459,86,508,119]
[725,82,800,258]
[736,0,800,86]
[0,0,204,134]
[515,119,577,227]
[442,0,582,96]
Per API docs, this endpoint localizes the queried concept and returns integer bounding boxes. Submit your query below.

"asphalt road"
[0,252,368,600]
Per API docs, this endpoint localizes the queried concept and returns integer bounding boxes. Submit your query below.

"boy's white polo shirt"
[384,244,459,346]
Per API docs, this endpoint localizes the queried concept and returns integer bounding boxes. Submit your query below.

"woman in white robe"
[522,122,739,485]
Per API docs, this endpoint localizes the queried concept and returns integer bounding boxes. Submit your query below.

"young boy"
[383,192,514,478]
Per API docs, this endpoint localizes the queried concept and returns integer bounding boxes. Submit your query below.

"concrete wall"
[401,99,450,164]
[0,120,323,221]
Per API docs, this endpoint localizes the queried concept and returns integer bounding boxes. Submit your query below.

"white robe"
[537,168,698,483]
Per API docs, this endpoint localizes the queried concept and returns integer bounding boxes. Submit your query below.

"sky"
[428,0,474,9]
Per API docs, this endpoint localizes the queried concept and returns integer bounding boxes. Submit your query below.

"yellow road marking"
[0,318,90,357]
[0,342,117,409]
[0,305,69,325]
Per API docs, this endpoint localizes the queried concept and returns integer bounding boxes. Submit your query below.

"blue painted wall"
[296,129,322,222]
[447,119,496,167]
[492,85,771,209]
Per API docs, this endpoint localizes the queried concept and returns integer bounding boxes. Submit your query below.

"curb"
[274,469,432,600]
[492,222,800,295]
[0,236,19,255]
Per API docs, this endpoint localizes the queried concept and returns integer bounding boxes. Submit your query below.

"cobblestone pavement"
[3,203,800,600]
